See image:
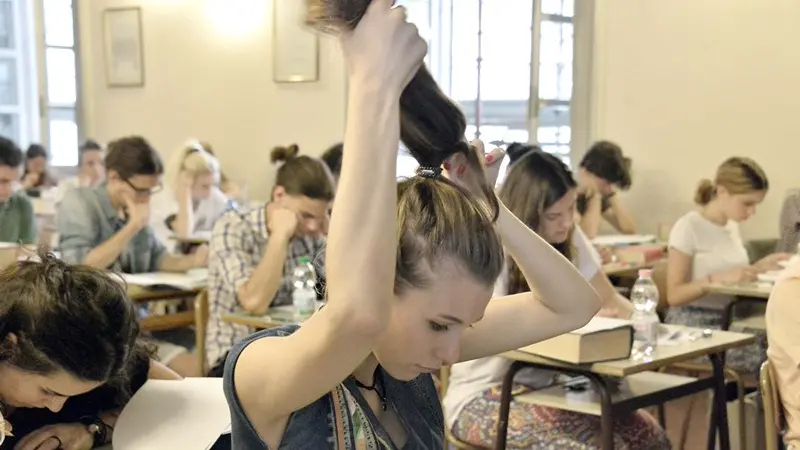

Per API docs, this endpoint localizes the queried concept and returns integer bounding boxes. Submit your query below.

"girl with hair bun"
[221,2,602,448]
[666,157,790,373]
[205,143,334,377]
[150,141,231,246]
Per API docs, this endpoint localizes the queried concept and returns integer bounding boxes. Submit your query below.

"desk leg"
[494,361,525,450]
[707,353,731,450]
[586,374,615,450]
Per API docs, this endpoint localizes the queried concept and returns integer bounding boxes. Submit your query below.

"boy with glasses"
[58,135,207,376]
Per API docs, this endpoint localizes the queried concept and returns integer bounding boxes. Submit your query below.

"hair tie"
[416,165,443,180]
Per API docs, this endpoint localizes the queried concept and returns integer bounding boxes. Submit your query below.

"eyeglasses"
[124,178,163,196]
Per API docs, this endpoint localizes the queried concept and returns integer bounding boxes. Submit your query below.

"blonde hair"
[165,141,221,191]
[694,157,769,205]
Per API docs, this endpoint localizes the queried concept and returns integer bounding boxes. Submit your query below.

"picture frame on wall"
[103,7,145,87]
[273,0,319,83]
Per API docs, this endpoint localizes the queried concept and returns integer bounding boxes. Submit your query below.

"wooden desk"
[495,326,756,450]
[705,282,772,299]
[126,285,202,303]
[222,306,300,330]
[603,261,654,277]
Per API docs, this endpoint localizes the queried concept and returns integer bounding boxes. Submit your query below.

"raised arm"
[452,145,602,362]
[228,1,427,441]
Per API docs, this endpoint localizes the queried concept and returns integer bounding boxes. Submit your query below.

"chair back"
[194,290,210,375]
[760,360,785,450]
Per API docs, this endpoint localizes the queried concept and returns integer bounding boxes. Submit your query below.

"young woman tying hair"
[666,157,790,373]
[150,141,230,247]
[206,143,333,377]
[222,2,602,448]
[0,254,158,449]
[445,146,668,449]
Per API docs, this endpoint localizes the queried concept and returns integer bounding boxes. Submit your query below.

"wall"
[78,0,346,200]
[591,0,800,239]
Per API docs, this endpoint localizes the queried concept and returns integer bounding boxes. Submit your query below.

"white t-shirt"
[442,227,603,430]
[150,186,230,246]
[668,210,750,309]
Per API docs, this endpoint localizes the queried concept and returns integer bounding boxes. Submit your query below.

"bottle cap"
[638,269,653,278]
[299,256,311,264]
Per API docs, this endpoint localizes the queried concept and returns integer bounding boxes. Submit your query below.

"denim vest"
[223,325,444,449]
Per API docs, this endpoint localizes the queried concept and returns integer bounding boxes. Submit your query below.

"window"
[397,0,578,178]
[41,0,80,167]
[0,0,38,148]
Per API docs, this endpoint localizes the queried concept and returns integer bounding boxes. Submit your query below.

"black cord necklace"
[352,368,387,411]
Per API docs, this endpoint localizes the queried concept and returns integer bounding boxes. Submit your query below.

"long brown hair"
[307,1,503,292]
[500,149,577,295]
[694,157,768,205]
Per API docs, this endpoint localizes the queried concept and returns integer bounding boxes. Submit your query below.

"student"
[201,142,247,204]
[777,189,800,254]
[0,137,36,245]
[150,141,230,246]
[666,157,790,373]
[576,141,636,238]
[205,144,333,376]
[21,144,57,196]
[57,136,208,377]
[223,3,602,448]
[445,148,669,449]
[766,258,800,450]
[0,254,141,449]
[321,142,343,183]
[56,140,106,202]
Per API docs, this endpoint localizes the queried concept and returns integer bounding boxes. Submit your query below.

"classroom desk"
[222,305,310,330]
[602,261,656,277]
[126,285,203,331]
[495,326,756,450]
[705,282,772,299]
[705,282,772,330]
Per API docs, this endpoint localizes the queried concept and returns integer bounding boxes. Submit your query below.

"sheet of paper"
[572,317,633,335]
[113,378,230,450]
[591,234,657,247]
[757,270,784,284]
[119,270,208,289]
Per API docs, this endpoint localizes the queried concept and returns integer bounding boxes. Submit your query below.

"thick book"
[518,317,634,364]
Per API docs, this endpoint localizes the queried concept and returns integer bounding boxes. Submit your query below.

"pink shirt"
[766,259,800,448]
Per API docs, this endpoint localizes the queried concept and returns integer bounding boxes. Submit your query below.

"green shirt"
[0,193,37,244]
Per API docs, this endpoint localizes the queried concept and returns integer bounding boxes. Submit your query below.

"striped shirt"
[205,205,326,366]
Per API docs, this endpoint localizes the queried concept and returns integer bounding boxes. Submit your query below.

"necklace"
[352,368,387,411]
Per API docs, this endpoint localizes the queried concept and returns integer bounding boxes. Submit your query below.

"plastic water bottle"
[630,269,660,359]
[292,256,317,321]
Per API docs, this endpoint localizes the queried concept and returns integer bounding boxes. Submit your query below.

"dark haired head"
[270,144,335,201]
[506,143,541,166]
[579,141,631,190]
[306,0,498,219]
[321,143,343,179]
[80,140,102,152]
[0,136,23,169]
[500,150,577,295]
[105,136,163,180]
[26,144,48,160]
[0,253,139,407]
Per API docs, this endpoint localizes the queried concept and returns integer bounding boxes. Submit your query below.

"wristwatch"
[79,416,109,447]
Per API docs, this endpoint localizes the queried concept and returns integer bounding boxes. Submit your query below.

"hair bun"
[694,178,715,205]
[506,143,540,165]
[271,144,300,164]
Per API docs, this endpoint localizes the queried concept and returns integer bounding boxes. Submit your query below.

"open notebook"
[112,378,230,450]
[118,269,209,290]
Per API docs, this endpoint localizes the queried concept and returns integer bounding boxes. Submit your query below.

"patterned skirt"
[451,385,671,450]
[664,305,767,375]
